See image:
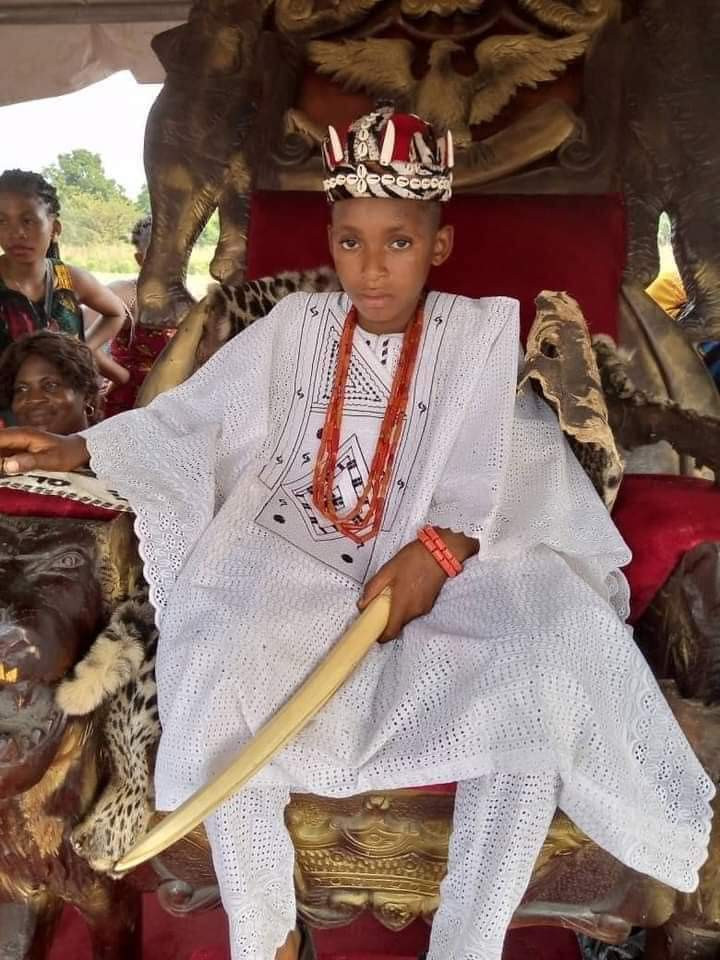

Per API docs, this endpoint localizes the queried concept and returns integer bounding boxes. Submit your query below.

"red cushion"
[0,487,120,521]
[613,474,720,622]
[246,191,625,341]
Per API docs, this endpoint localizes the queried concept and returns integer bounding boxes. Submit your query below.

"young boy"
[0,106,713,960]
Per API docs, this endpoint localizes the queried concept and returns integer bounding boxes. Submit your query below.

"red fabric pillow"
[612,474,720,622]
[0,487,120,521]
[246,191,625,341]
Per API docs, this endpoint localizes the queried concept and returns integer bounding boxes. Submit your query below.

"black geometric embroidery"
[285,435,369,543]
[314,325,388,411]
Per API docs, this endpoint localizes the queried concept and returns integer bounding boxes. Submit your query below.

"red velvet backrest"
[246,191,626,341]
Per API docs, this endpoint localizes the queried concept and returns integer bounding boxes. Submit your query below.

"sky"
[0,72,161,201]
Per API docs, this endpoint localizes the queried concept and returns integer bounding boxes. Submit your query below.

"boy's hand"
[359,540,447,643]
[0,428,90,475]
[358,529,478,643]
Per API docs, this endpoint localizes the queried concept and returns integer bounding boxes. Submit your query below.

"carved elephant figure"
[138,0,266,328]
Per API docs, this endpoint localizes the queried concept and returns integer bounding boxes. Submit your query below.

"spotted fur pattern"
[55,594,160,871]
[205,266,340,347]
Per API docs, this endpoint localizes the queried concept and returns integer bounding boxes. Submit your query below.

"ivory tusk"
[113,588,392,875]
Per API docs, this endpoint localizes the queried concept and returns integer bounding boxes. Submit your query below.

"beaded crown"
[321,104,453,204]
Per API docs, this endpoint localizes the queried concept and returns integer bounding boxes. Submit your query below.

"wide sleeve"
[426,298,632,618]
[81,294,297,621]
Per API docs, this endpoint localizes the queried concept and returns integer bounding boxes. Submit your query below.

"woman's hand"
[357,528,478,643]
[0,428,89,475]
[94,350,131,386]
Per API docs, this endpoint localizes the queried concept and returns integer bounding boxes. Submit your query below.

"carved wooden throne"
[122,1,720,957]
[4,2,720,958]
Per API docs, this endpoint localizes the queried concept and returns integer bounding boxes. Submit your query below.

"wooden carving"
[138,0,265,326]
[139,0,621,325]
[517,0,611,32]
[622,0,720,342]
[307,33,589,147]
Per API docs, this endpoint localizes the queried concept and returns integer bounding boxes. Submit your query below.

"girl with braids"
[85,214,176,417]
[0,170,125,376]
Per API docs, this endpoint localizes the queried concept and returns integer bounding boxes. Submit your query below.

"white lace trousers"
[205,771,560,960]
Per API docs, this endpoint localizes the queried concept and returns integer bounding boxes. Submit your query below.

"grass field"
[65,243,213,301]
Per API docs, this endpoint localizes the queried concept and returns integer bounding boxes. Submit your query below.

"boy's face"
[328,198,453,334]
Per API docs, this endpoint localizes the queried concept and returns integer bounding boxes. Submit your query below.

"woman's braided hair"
[0,169,62,259]
[0,330,101,423]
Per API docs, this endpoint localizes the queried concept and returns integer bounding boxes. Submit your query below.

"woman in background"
[0,169,125,387]
[0,330,100,435]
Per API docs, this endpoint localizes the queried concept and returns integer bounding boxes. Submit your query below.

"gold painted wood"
[307,32,589,147]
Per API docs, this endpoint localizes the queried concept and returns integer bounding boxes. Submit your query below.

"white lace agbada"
[83,292,714,960]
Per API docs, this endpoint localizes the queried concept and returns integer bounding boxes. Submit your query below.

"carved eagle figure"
[307,32,589,147]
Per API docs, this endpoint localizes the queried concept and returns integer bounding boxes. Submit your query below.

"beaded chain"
[312,303,424,544]
[417,524,463,577]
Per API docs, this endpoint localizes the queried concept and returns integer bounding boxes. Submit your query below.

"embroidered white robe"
[82,292,714,960]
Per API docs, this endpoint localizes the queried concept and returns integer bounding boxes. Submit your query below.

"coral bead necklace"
[313,303,424,545]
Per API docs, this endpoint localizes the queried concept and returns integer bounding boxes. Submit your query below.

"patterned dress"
[104,279,175,418]
[82,292,714,960]
[0,259,84,353]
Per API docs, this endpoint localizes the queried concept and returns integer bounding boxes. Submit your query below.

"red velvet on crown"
[246,191,625,341]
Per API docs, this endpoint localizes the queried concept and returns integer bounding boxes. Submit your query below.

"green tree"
[60,193,139,247]
[135,183,151,215]
[44,149,128,203]
[197,210,220,247]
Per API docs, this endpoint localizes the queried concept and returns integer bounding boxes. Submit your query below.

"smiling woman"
[0,330,100,433]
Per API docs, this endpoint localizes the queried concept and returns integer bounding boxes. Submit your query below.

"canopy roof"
[0,2,190,23]
[0,2,190,105]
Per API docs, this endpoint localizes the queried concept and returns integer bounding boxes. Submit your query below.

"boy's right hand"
[0,429,90,475]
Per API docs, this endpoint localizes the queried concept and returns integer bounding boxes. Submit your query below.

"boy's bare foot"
[274,921,316,960]
[274,926,301,960]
